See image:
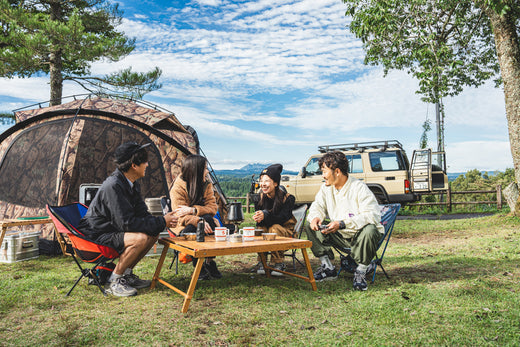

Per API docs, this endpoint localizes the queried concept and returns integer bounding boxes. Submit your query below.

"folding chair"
[46,203,120,296]
[336,203,401,283]
[284,204,308,270]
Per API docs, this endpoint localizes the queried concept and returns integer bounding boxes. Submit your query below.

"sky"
[0,0,513,173]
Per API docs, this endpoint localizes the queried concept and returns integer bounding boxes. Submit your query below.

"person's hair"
[117,148,148,172]
[181,155,207,206]
[258,178,285,214]
[318,151,349,176]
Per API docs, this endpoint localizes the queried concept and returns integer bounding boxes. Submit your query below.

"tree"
[343,0,520,214]
[0,0,162,105]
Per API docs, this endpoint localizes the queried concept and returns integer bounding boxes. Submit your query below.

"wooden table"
[0,217,52,246]
[151,235,317,313]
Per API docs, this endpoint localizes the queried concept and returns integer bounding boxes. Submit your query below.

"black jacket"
[78,169,166,240]
[254,191,295,228]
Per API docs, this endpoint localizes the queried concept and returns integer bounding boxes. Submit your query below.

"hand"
[204,221,213,234]
[174,205,194,217]
[164,211,178,228]
[253,210,264,223]
[321,221,339,234]
[310,217,321,231]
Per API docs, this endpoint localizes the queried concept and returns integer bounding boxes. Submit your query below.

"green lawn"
[1,214,519,346]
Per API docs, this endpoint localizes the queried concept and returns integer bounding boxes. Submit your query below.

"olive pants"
[304,223,382,266]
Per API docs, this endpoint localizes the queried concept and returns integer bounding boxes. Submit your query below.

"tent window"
[0,120,72,207]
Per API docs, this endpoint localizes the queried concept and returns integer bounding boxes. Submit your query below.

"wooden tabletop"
[159,235,312,258]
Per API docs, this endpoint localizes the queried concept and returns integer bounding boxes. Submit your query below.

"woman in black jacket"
[253,164,296,276]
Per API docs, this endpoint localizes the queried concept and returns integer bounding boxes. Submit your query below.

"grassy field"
[1,213,519,346]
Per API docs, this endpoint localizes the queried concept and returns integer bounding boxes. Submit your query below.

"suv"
[281,140,448,205]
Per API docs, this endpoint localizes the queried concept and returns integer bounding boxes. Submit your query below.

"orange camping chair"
[46,203,120,296]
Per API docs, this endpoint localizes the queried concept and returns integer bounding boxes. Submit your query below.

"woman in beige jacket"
[171,154,221,280]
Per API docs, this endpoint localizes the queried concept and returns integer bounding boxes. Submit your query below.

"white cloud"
[447,141,512,172]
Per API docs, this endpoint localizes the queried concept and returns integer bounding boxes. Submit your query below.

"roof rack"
[318,140,403,153]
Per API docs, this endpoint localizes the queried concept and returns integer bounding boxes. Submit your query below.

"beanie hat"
[114,142,151,164]
[260,164,283,185]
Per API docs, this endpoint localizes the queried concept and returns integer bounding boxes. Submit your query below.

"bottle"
[196,217,205,242]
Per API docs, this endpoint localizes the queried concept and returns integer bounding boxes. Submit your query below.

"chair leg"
[168,250,179,275]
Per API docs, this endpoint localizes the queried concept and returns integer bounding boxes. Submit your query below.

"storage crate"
[0,231,40,263]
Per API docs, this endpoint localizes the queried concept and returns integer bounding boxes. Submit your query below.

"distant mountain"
[214,163,298,177]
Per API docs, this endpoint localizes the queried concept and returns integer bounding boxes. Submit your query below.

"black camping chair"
[335,203,401,283]
[284,204,308,270]
[46,203,120,296]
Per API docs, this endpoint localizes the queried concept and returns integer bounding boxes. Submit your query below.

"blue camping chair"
[336,203,401,283]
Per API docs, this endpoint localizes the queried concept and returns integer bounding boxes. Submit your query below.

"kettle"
[227,202,244,222]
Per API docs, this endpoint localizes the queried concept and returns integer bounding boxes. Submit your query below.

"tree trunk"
[49,48,63,106]
[49,1,63,106]
[486,7,520,215]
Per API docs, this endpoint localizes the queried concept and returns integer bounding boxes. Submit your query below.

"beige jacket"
[307,176,383,238]
[170,177,218,235]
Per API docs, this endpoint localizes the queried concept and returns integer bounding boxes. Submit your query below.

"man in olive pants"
[305,151,383,291]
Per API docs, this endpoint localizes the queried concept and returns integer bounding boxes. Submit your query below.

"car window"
[347,154,363,173]
[369,151,405,171]
[305,158,321,175]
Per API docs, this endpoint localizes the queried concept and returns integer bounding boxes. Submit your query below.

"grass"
[1,214,519,346]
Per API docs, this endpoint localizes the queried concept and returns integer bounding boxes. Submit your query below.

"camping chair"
[284,204,308,270]
[46,203,120,296]
[335,203,401,283]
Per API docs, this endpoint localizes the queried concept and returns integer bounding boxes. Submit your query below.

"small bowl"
[262,233,277,241]
[182,233,197,241]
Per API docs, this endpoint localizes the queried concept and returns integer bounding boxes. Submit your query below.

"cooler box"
[0,231,40,263]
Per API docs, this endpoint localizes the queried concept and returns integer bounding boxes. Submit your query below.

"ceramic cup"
[239,226,255,242]
[214,227,229,242]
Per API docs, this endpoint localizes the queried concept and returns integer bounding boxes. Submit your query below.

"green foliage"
[0,0,161,101]
[217,175,252,198]
[343,0,501,103]
[419,118,432,149]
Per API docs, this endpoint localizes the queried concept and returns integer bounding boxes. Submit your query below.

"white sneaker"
[271,263,286,277]
[257,262,265,275]
[106,277,137,297]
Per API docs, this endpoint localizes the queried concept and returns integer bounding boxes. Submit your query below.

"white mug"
[214,227,229,242]
[239,227,255,242]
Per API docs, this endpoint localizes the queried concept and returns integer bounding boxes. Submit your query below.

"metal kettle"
[227,202,244,222]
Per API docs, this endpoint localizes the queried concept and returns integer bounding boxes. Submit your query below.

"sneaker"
[313,265,338,282]
[106,277,137,297]
[353,270,368,291]
[366,261,376,276]
[256,262,265,275]
[340,255,358,274]
[124,273,151,289]
[206,260,222,279]
[271,263,286,277]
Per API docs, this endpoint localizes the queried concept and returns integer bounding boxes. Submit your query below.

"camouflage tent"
[0,96,225,239]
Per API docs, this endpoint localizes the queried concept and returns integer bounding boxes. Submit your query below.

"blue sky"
[0,0,512,173]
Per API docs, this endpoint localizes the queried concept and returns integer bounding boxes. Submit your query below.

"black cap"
[114,142,151,164]
[260,164,283,185]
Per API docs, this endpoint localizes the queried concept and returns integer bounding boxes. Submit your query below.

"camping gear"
[283,204,308,269]
[227,201,244,235]
[0,230,40,263]
[46,202,120,296]
[0,95,227,240]
[335,203,401,283]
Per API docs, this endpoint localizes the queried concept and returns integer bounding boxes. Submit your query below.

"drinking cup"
[239,226,255,242]
[214,227,229,242]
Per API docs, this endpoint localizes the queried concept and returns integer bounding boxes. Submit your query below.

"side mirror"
[301,166,307,178]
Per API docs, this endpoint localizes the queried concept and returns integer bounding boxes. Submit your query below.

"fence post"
[497,185,502,210]
[447,186,452,212]
[246,193,251,213]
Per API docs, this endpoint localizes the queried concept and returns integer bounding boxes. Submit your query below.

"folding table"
[151,235,317,313]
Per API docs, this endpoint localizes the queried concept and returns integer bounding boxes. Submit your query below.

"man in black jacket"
[79,142,177,297]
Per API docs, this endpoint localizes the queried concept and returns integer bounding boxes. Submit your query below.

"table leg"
[151,242,170,290]
[301,248,317,291]
[258,252,271,278]
[0,225,7,248]
[182,257,205,313]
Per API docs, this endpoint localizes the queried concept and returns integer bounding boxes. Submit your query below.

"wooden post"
[246,193,251,213]
[447,186,452,212]
[497,185,502,209]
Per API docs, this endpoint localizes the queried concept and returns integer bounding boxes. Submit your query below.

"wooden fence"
[407,185,503,212]
[227,185,504,213]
